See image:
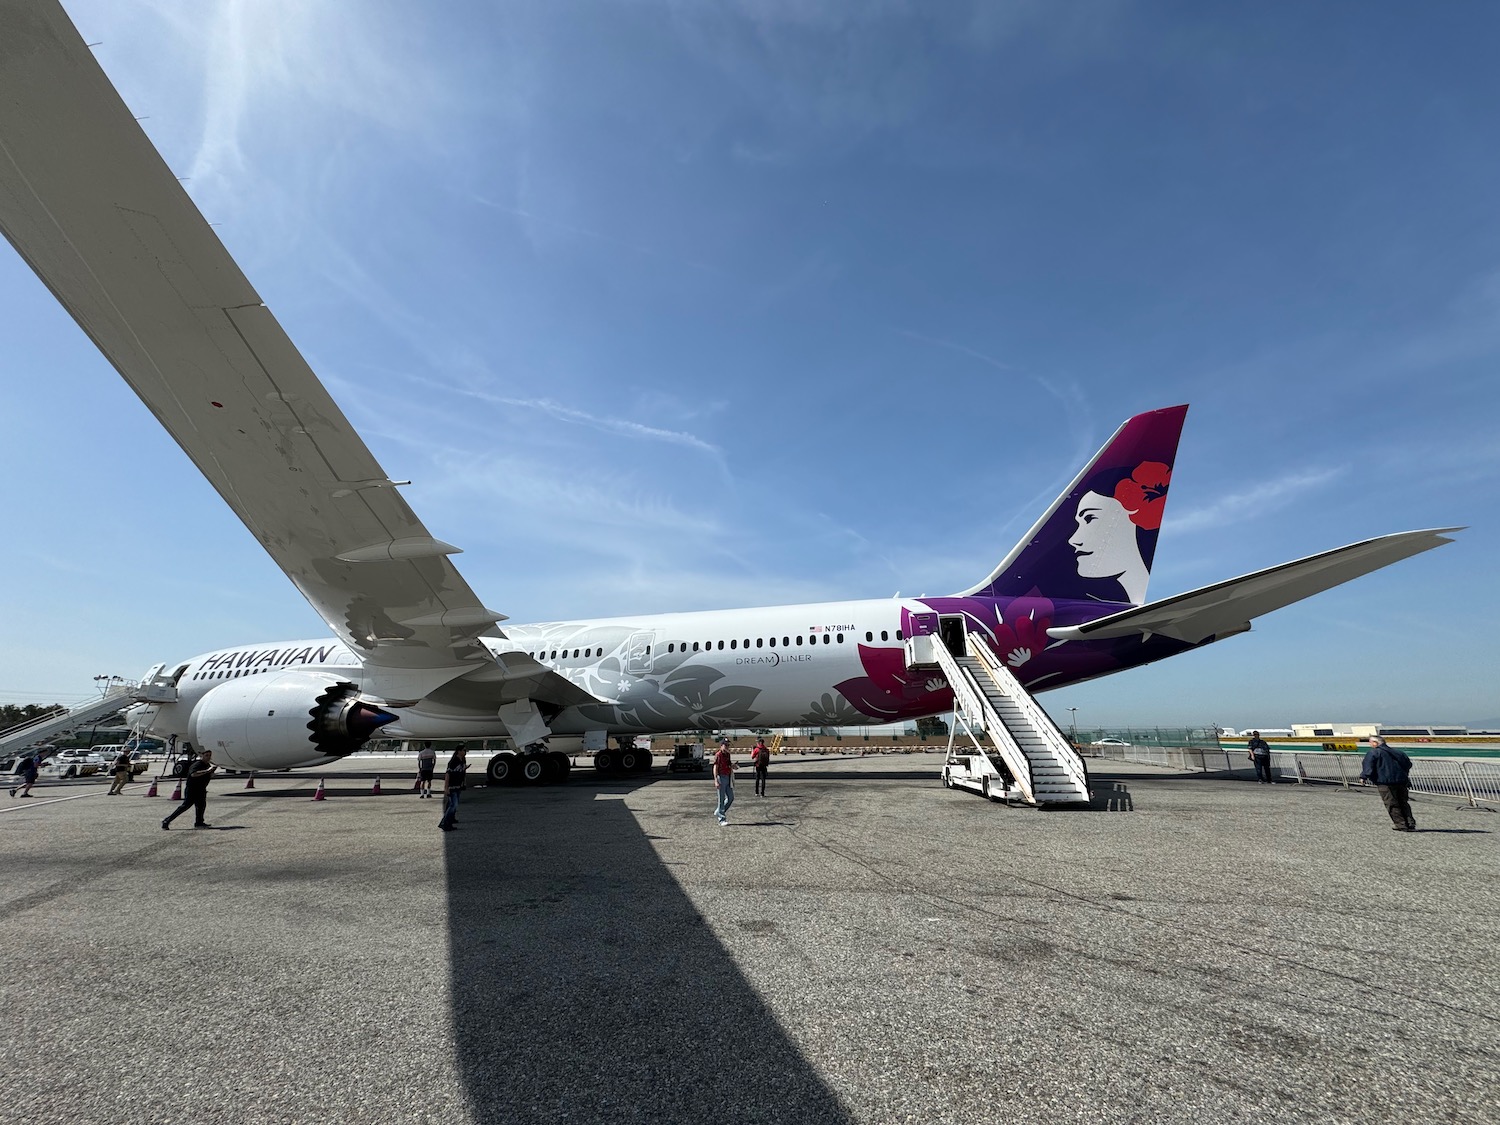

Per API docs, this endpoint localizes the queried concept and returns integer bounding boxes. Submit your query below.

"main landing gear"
[486,745,572,786]
[592,737,653,778]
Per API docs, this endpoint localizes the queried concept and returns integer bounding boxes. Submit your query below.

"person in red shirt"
[712,738,735,825]
[751,737,770,797]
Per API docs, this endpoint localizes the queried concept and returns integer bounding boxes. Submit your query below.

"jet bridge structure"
[907,615,1091,807]
[0,683,137,758]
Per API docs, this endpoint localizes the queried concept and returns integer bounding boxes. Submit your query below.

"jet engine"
[188,672,398,771]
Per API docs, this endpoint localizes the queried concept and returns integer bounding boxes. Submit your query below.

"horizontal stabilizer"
[1046,528,1462,645]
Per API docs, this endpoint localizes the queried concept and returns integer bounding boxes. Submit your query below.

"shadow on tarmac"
[442,784,852,1124]
[1413,827,1491,834]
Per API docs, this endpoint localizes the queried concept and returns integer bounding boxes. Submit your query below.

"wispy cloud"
[1170,467,1346,534]
[492,396,723,456]
[475,197,726,276]
[366,369,724,459]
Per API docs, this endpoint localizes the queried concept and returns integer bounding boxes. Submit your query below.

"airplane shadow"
[444,787,852,1124]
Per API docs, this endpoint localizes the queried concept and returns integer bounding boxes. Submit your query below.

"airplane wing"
[0,1,510,683]
[1046,528,1463,645]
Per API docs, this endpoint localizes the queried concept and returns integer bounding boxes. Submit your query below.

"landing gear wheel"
[546,751,571,781]
[594,750,615,773]
[634,751,652,775]
[487,752,518,785]
[519,754,547,784]
[618,748,640,773]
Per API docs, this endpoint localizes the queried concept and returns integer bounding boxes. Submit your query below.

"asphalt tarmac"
[2,755,1496,1124]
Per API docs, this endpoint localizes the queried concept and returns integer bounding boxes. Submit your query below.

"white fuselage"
[133,598,937,769]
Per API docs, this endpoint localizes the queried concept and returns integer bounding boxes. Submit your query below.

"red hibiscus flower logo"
[1113,461,1171,531]
[992,604,1052,668]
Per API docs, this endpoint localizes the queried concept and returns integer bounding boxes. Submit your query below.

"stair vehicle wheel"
[546,751,571,781]
[594,750,614,773]
[981,777,991,801]
[942,769,951,789]
[487,751,517,786]
[519,754,547,784]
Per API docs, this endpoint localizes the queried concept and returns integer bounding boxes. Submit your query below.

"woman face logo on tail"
[1068,462,1170,605]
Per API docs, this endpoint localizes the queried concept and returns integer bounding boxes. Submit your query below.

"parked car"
[40,749,104,778]
[1091,737,1130,747]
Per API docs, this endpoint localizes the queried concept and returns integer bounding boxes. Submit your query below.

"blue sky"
[3,0,1496,729]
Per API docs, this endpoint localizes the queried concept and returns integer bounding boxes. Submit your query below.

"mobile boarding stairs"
[906,615,1091,807]
[0,682,138,763]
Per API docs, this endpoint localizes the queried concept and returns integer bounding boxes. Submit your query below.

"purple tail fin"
[960,405,1188,606]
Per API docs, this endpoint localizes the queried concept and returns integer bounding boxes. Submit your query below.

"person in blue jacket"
[1360,735,1416,832]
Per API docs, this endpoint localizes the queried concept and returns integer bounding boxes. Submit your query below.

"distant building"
[1290,722,1468,738]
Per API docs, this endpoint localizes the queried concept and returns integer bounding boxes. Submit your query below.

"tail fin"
[959,405,1188,606]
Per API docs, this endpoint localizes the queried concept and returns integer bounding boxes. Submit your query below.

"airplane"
[0,1,1460,788]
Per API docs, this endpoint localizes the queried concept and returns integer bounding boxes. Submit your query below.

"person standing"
[1360,735,1416,832]
[438,744,468,832]
[415,741,437,798]
[107,748,133,795]
[712,738,735,825]
[9,753,39,798]
[161,749,217,829]
[1246,731,1273,784]
[751,737,770,797]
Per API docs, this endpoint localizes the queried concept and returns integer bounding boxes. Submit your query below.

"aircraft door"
[624,631,655,676]
[938,615,967,657]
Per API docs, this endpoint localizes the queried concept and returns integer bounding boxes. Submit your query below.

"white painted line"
[593,793,629,801]
[0,789,112,811]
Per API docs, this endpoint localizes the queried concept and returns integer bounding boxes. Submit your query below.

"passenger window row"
[523,628,905,664]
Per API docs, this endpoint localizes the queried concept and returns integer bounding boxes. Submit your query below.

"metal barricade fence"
[1106,745,1498,810]
[1454,760,1500,808]
[1409,759,1471,801]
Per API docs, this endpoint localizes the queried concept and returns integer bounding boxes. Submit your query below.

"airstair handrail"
[967,636,1091,796]
[928,639,1036,802]
[0,685,135,753]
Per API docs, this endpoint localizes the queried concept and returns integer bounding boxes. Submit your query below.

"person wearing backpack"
[107,748,133,795]
[9,753,39,798]
[751,737,770,797]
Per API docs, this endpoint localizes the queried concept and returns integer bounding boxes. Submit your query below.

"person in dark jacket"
[9,753,39,798]
[438,744,468,832]
[1360,735,1415,831]
[161,748,217,829]
[1246,731,1273,784]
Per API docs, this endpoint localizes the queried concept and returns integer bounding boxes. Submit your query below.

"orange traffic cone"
[371,775,381,795]
[143,777,159,797]
[169,780,182,801]
[245,773,255,789]
[312,778,326,801]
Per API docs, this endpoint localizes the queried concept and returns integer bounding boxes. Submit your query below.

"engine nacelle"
[188,672,398,771]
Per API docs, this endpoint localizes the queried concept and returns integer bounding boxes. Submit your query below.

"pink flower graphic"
[1113,461,1171,531]
[992,602,1053,668]
[835,644,953,720]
